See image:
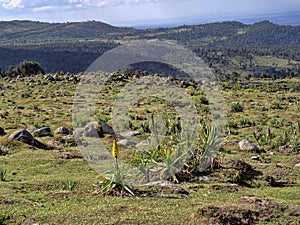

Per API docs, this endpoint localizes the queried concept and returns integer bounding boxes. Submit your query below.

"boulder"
[83,121,102,138]
[117,139,137,147]
[238,139,259,152]
[122,131,141,137]
[61,135,77,147]
[33,127,53,137]
[0,127,6,136]
[47,139,64,148]
[8,129,49,149]
[75,121,116,138]
[99,121,116,136]
[54,127,71,136]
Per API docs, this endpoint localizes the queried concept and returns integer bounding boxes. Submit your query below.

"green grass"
[1,74,300,224]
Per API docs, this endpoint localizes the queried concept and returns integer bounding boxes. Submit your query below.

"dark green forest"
[0,20,300,78]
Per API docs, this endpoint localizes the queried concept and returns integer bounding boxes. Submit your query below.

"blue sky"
[0,0,300,26]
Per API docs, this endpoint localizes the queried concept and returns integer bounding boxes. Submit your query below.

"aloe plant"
[0,168,7,182]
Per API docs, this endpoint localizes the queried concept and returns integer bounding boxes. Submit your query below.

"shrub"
[0,168,7,181]
[230,102,244,112]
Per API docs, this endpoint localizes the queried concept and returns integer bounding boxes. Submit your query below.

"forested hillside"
[0,20,300,77]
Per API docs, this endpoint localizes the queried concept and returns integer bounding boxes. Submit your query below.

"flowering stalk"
[112,138,119,174]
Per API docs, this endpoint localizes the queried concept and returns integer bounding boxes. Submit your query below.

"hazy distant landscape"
[132,10,300,28]
[1,18,300,77]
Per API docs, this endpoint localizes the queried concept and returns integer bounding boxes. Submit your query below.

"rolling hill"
[0,20,300,74]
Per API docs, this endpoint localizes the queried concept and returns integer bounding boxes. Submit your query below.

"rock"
[33,127,53,137]
[61,135,77,147]
[76,121,116,138]
[238,139,259,152]
[47,139,63,147]
[198,155,216,172]
[251,156,261,161]
[59,153,84,160]
[54,127,71,136]
[0,127,6,136]
[83,121,102,138]
[294,163,300,167]
[279,144,292,150]
[21,218,47,225]
[123,131,141,137]
[136,140,150,148]
[250,102,264,106]
[141,181,189,195]
[117,139,137,147]
[0,146,9,155]
[8,129,49,149]
[99,121,116,136]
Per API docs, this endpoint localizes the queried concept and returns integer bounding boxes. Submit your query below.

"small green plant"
[33,122,44,129]
[239,118,254,127]
[289,135,299,152]
[228,120,238,129]
[187,119,222,173]
[100,164,135,196]
[0,209,12,225]
[62,180,76,191]
[99,139,134,196]
[270,100,282,109]
[253,127,273,147]
[230,102,244,112]
[0,168,7,181]
[157,148,187,183]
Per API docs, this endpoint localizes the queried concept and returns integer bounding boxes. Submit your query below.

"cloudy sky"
[0,0,299,26]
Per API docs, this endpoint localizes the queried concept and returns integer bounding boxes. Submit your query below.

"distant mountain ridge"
[0,20,135,45]
[0,19,300,73]
[132,10,300,28]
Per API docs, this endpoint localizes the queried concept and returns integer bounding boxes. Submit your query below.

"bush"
[230,102,244,112]
[4,61,45,77]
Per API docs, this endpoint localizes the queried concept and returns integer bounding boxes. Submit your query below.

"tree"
[5,65,21,77]
[18,61,45,76]
[4,61,45,77]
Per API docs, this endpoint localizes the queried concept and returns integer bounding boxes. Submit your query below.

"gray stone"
[117,139,137,147]
[251,155,261,161]
[198,155,215,172]
[76,121,116,138]
[0,146,9,155]
[54,127,71,136]
[123,131,141,137]
[47,139,63,147]
[33,127,53,137]
[141,181,189,195]
[294,163,300,167]
[136,140,150,148]
[238,139,259,152]
[83,121,101,138]
[99,121,116,136]
[8,129,49,149]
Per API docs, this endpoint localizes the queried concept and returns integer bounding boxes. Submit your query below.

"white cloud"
[32,5,55,12]
[1,0,300,26]
[0,0,159,11]
[1,0,23,9]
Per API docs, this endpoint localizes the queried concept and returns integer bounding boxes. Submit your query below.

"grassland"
[0,74,300,225]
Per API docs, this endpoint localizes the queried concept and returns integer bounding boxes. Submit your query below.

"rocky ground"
[0,73,300,224]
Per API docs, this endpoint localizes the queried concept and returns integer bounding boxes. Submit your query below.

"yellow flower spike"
[112,138,119,159]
